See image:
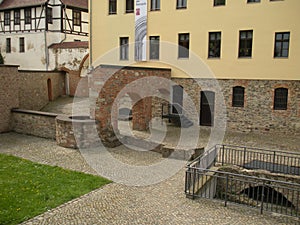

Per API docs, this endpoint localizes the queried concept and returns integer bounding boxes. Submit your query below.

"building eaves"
[48,41,89,49]
[0,0,47,10]
[61,0,88,10]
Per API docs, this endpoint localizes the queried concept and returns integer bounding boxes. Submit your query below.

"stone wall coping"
[0,64,19,68]
[56,114,97,124]
[18,70,65,74]
[12,108,58,118]
[99,64,172,72]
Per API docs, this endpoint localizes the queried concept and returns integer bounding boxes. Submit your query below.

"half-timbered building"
[0,0,88,70]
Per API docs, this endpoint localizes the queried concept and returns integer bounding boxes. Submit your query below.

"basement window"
[274,88,288,110]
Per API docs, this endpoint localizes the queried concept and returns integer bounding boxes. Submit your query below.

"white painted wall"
[0,0,89,70]
[49,47,89,71]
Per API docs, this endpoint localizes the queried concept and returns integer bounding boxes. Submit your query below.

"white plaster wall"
[0,32,47,70]
[49,47,89,71]
[0,0,89,70]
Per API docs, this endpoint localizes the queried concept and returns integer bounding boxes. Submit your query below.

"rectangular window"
[109,0,117,15]
[232,86,245,107]
[4,11,10,26]
[73,10,81,26]
[238,30,253,57]
[19,37,25,53]
[120,37,129,60]
[24,8,32,24]
[149,36,160,60]
[14,10,20,25]
[274,88,288,110]
[274,32,290,58]
[247,0,260,2]
[214,0,226,6]
[6,38,11,53]
[151,0,160,11]
[208,32,221,58]
[177,0,187,9]
[126,0,134,13]
[47,7,53,24]
[178,33,189,58]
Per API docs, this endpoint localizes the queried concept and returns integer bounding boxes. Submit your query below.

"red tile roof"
[49,41,89,49]
[0,0,47,10]
[0,0,88,10]
[61,0,88,10]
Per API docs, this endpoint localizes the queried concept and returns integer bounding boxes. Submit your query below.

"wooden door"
[200,91,215,126]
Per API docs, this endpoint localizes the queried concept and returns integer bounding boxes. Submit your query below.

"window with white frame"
[176,0,187,9]
[120,37,129,60]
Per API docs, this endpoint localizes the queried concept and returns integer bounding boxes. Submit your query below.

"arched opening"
[47,78,53,101]
[240,185,295,209]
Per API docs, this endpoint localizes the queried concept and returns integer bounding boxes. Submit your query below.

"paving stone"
[0,132,299,225]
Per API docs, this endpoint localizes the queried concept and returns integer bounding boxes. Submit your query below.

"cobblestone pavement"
[1,96,299,224]
[0,132,299,225]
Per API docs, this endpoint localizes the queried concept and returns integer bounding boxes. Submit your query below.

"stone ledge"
[12,108,58,118]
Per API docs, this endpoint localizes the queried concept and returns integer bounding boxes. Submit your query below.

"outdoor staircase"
[161,103,194,128]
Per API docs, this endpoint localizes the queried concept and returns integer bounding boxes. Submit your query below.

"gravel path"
[0,132,299,225]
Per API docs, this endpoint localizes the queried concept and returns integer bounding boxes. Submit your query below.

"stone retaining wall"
[56,115,100,149]
[170,78,300,134]
[12,109,57,139]
[18,70,65,110]
[0,65,19,133]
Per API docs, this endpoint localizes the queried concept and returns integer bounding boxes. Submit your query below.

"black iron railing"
[217,145,300,175]
[185,144,300,217]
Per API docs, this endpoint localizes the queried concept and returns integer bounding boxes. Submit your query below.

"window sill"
[208,57,221,60]
[150,9,160,12]
[238,57,252,59]
[178,57,189,60]
[273,57,289,59]
[176,7,187,10]
[232,106,245,108]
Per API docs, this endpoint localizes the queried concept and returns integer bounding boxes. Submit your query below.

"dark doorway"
[172,85,183,114]
[200,91,215,126]
[47,79,53,101]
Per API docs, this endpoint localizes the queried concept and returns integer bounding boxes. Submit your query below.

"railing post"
[260,182,265,214]
[225,174,229,207]
[192,168,196,199]
[273,151,276,172]
[243,147,247,166]
[214,145,217,166]
[222,145,225,166]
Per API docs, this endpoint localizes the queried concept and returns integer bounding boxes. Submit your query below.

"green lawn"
[0,154,111,225]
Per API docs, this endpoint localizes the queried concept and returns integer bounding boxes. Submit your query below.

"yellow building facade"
[89,0,300,133]
[90,0,299,80]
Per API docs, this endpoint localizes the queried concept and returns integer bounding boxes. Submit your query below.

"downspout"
[44,3,49,71]
[44,31,49,71]
[60,4,67,43]
[88,0,93,71]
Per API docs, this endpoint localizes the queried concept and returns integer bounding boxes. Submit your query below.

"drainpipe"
[60,4,67,43]
[44,3,49,71]
[88,0,93,72]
